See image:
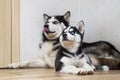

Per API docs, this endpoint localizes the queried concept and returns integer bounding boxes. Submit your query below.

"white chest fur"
[39,41,59,68]
[60,55,85,68]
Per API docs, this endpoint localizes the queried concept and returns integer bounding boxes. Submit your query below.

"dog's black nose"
[62,33,67,38]
[44,25,49,29]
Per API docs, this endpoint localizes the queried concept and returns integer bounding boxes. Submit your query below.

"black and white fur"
[83,41,120,70]
[7,11,71,68]
[55,21,95,75]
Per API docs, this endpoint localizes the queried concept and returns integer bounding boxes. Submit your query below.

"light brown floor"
[0,68,120,80]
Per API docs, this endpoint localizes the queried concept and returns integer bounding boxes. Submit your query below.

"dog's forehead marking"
[64,26,70,32]
[64,26,73,33]
[48,17,58,22]
[69,28,74,32]
[64,29,67,32]
[67,27,74,32]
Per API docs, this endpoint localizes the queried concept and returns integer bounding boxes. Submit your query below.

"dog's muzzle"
[43,25,55,34]
[62,34,68,40]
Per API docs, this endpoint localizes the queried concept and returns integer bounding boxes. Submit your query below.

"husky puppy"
[55,21,95,75]
[83,41,120,70]
[7,11,71,68]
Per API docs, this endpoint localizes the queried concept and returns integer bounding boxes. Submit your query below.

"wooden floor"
[0,68,120,80]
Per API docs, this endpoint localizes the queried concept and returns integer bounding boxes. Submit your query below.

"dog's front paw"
[6,63,20,69]
[6,62,28,69]
[77,68,94,75]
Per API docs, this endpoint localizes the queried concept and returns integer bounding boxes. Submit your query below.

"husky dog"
[7,11,71,68]
[55,21,95,75]
[83,41,120,70]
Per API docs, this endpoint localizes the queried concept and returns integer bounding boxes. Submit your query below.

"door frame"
[12,0,20,63]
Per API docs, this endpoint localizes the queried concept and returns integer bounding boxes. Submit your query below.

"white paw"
[77,68,94,75]
[102,65,109,71]
[6,62,28,69]
[7,63,20,69]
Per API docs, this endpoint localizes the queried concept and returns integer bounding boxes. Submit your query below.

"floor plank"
[0,68,120,80]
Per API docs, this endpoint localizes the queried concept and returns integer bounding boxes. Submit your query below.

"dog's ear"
[64,11,71,23]
[43,14,50,22]
[76,20,85,34]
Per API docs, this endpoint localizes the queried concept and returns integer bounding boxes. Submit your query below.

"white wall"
[78,0,120,49]
[20,0,120,61]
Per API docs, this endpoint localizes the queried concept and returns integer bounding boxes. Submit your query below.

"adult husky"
[7,11,71,68]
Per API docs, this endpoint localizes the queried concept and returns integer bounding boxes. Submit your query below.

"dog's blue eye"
[70,31,75,35]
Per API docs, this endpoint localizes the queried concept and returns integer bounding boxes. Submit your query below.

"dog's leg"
[59,64,94,75]
[45,57,55,68]
[7,58,47,69]
[78,63,94,75]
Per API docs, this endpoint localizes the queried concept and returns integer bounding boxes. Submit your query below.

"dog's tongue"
[44,27,49,32]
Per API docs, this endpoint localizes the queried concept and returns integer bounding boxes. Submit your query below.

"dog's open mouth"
[44,27,55,34]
